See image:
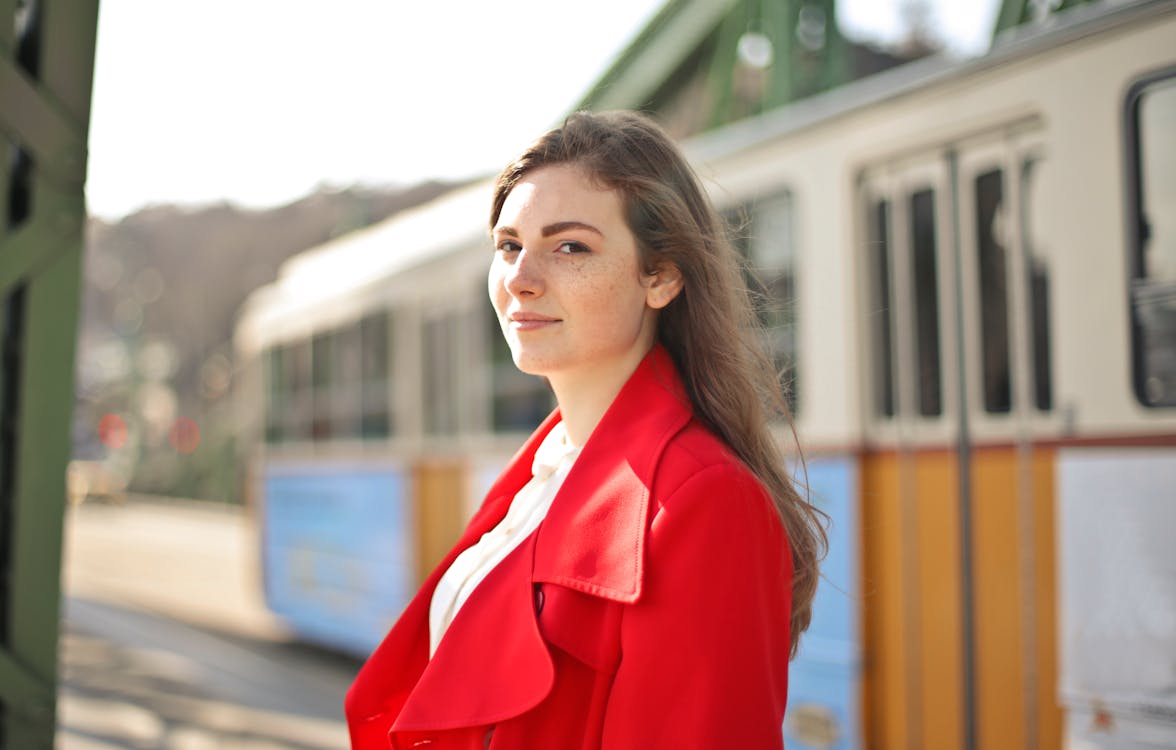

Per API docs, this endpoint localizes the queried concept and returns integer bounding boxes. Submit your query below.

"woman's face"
[489,163,677,392]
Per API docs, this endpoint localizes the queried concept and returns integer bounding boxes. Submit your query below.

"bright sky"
[85,0,1000,220]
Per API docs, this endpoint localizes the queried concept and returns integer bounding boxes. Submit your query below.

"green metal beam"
[0,649,53,736]
[0,0,99,746]
[576,0,739,113]
[0,205,84,293]
[993,0,1102,38]
[0,55,88,188]
[5,231,82,748]
[993,0,1031,37]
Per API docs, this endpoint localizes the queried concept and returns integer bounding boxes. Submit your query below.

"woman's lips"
[509,313,560,331]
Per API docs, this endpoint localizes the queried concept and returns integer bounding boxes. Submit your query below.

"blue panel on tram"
[263,465,411,657]
[783,455,861,750]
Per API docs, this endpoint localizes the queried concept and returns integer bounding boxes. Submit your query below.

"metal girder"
[706,0,848,129]
[0,649,53,736]
[0,54,87,187]
[0,0,100,747]
[994,0,1102,38]
[2,234,83,747]
[0,200,84,292]
[994,0,1033,36]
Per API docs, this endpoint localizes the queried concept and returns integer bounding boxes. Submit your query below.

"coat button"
[533,585,545,614]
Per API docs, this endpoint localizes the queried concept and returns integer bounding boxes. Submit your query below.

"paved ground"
[57,498,362,749]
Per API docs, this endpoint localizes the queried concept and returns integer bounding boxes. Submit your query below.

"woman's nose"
[504,248,543,297]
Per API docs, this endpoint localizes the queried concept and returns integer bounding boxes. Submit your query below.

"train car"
[233,2,1176,747]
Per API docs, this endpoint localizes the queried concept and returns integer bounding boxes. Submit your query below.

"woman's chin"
[510,352,552,378]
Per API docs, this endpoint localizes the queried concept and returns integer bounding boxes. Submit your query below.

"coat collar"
[468,344,694,603]
[352,346,694,737]
[532,344,692,603]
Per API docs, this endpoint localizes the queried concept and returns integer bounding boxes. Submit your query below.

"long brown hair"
[490,110,827,655]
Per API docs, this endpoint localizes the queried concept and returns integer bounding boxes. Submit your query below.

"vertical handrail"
[947,148,978,750]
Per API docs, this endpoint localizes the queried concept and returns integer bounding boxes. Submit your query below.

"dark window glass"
[360,312,391,438]
[728,193,798,414]
[869,199,895,417]
[725,206,750,256]
[976,169,1012,413]
[910,189,942,417]
[286,340,312,441]
[311,331,334,441]
[424,315,459,436]
[1021,157,1053,411]
[334,323,363,439]
[748,193,798,413]
[264,347,284,443]
[1129,74,1176,407]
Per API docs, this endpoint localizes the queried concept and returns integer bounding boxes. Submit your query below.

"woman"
[346,111,826,749]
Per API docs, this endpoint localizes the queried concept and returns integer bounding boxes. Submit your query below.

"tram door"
[858,133,1060,750]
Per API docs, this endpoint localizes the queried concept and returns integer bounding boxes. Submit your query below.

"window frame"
[858,158,957,444]
[1124,65,1176,408]
[724,188,801,415]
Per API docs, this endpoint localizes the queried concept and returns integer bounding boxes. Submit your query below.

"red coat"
[345,347,793,749]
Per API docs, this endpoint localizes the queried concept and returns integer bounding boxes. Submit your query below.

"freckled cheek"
[576,265,645,323]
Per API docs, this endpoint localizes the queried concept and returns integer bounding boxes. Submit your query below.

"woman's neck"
[548,351,649,447]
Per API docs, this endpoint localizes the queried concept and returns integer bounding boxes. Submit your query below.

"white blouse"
[428,422,579,656]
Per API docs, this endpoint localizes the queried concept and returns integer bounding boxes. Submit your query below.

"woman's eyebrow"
[542,220,603,237]
[493,221,605,238]
[491,221,602,237]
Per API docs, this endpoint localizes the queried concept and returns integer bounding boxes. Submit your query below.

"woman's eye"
[497,240,522,253]
[557,241,589,255]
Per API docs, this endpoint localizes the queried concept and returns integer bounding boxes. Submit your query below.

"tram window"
[1021,157,1053,411]
[423,314,460,436]
[868,199,896,417]
[1128,74,1176,407]
[334,323,363,439]
[264,347,284,443]
[728,192,799,413]
[910,188,943,417]
[487,305,553,432]
[975,169,1012,413]
[752,192,798,411]
[360,312,391,438]
[286,340,312,441]
[311,331,334,441]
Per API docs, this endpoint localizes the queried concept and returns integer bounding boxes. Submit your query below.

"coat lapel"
[533,345,692,603]
[392,529,555,730]
[344,482,521,731]
[360,346,694,737]
[378,416,564,732]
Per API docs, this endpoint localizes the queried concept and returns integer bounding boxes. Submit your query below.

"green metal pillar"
[994,0,1099,37]
[0,0,100,746]
[708,0,849,128]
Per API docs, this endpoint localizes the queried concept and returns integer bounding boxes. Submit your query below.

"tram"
[233,2,1176,748]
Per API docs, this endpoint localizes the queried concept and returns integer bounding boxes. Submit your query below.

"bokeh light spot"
[169,417,200,454]
[98,413,129,450]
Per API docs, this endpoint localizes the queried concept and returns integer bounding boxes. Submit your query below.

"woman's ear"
[644,263,684,310]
